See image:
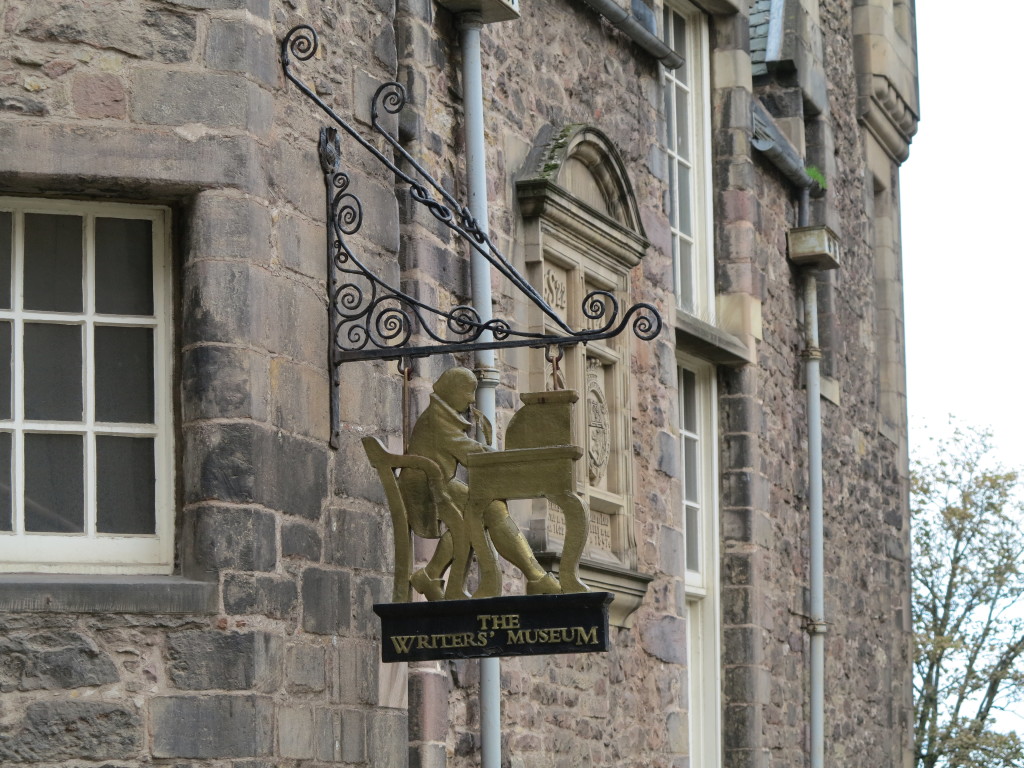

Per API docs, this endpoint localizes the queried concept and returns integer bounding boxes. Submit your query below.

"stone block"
[132,69,272,134]
[269,358,331,441]
[336,363,403,431]
[368,708,408,768]
[188,192,272,264]
[330,639,377,704]
[0,700,141,762]
[182,260,260,348]
[340,708,368,763]
[408,669,449,742]
[656,430,679,477]
[325,506,391,571]
[278,208,326,280]
[722,626,764,665]
[261,428,330,519]
[332,428,388,505]
[278,705,316,759]
[282,520,322,560]
[0,121,262,196]
[163,0,269,13]
[17,2,196,62]
[223,575,299,619]
[301,568,351,634]
[410,743,448,768]
[181,345,269,423]
[206,18,279,88]
[352,573,389,640]
[639,614,687,665]
[167,631,282,691]
[184,505,277,575]
[657,525,685,577]
[71,73,125,119]
[151,695,273,758]
[184,422,327,519]
[285,643,326,693]
[0,630,118,692]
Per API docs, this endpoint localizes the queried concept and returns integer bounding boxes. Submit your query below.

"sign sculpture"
[366,368,610,660]
[278,24,657,661]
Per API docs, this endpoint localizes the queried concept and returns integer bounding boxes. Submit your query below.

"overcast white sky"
[900,3,1024,733]
[901,3,1024,470]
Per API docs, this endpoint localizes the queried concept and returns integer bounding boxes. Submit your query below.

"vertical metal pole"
[798,187,825,768]
[803,268,825,768]
[458,12,502,768]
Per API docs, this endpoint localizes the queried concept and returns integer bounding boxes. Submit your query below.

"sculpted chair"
[361,436,471,602]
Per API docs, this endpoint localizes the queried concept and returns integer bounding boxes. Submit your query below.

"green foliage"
[913,420,1024,768]
[805,164,827,190]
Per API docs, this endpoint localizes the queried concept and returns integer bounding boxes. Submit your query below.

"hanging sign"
[374,592,612,663]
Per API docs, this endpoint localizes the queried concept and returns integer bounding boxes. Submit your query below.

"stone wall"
[0,0,914,766]
[1,0,407,764]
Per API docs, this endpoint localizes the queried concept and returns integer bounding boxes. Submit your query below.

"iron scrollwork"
[281,25,662,441]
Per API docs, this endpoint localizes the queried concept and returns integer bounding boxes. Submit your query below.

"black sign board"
[373,592,613,662]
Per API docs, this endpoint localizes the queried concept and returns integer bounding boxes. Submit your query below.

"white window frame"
[0,197,174,574]
[678,356,722,767]
[663,0,715,321]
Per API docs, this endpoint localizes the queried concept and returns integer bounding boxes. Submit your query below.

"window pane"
[24,433,83,533]
[663,81,674,148]
[0,211,11,309]
[677,238,694,312]
[684,435,699,503]
[0,431,10,531]
[94,326,154,423]
[673,13,687,69]
[685,504,699,572]
[676,161,692,236]
[95,218,154,316]
[97,436,155,534]
[24,213,83,313]
[675,86,690,159]
[682,369,697,433]
[24,323,83,421]
[0,321,10,420]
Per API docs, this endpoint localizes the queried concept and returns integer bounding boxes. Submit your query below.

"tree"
[913,422,1024,768]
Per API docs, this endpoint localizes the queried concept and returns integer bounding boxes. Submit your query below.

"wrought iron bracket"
[280,26,663,442]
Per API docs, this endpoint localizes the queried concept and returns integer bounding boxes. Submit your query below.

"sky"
[900,2,1024,734]
[901,3,1024,471]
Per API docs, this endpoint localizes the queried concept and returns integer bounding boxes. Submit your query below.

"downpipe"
[457,13,502,768]
[798,188,826,768]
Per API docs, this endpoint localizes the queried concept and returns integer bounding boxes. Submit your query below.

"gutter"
[580,0,685,69]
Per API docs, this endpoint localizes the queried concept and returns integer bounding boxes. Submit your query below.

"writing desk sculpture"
[362,368,589,601]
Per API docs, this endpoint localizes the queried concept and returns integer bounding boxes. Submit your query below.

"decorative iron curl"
[334,282,367,315]
[447,306,483,339]
[331,187,362,236]
[284,23,665,371]
[581,290,619,333]
[372,82,407,124]
[626,303,663,341]
[283,24,318,64]
[372,301,414,348]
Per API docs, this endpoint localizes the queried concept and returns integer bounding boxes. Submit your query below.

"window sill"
[675,310,754,366]
[0,574,218,614]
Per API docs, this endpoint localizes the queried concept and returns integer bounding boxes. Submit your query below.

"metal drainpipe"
[579,0,684,69]
[798,187,826,768]
[457,12,502,768]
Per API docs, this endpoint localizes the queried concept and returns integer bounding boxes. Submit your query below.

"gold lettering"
[477,613,521,630]
[390,635,415,654]
[575,626,598,645]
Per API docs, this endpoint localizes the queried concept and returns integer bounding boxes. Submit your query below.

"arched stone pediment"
[516,125,649,264]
